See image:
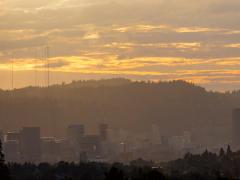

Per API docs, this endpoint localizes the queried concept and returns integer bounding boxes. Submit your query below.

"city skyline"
[1,0,240,91]
[1,107,240,164]
[1,1,240,179]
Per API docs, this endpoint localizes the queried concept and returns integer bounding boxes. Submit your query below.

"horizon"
[2,1,240,176]
[1,76,240,92]
[0,77,239,93]
[1,0,240,91]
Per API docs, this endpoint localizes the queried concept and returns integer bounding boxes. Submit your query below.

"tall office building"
[41,137,59,163]
[6,132,20,141]
[4,140,20,162]
[67,124,85,160]
[80,135,102,159]
[233,109,240,150]
[20,127,41,163]
[4,131,20,162]
[99,124,108,141]
[67,124,85,143]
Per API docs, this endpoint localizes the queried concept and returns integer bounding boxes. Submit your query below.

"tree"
[0,140,4,165]
[145,170,166,180]
[184,152,192,160]
[227,145,232,157]
[219,148,225,158]
[105,167,126,180]
[0,139,11,180]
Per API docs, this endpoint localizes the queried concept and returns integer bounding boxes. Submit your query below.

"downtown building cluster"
[0,124,110,164]
[0,108,240,164]
[0,124,197,163]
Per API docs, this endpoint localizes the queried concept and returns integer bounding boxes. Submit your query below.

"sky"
[0,0,240,91]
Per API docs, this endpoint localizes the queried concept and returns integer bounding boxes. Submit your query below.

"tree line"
[1,139,240,180]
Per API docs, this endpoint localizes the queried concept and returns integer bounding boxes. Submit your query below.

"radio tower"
[41,47,45,87]
[11,54,14,90]
[34,49,38,87]
[46,46,50,88]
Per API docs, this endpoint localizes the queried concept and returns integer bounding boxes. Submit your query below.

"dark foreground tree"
[105,166,126,180]
[0,139,11,180]
[145,170,166,180]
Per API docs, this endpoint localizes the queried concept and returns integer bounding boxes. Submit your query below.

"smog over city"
[0,0,240,180]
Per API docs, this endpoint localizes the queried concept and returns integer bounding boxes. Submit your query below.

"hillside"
[0,79,239,146]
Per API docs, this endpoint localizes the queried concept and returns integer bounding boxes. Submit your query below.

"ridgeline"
[0,79,239,146]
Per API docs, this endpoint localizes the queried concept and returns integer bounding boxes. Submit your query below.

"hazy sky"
[1,0,240,91]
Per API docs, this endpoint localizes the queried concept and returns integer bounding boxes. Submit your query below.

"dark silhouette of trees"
[227,145,232,156]
[144,170,166,180]
[130,158,154,167]
[4,148,240,180]
[219,148,225,158]
[1,123,240,180]
[0,139,4,164]
[105,166,126,180]
[0,139,11,180]
[167,146,240,180]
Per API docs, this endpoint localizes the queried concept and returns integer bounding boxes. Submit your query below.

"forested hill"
[0,79,239,146]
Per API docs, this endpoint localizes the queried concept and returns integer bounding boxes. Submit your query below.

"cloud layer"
[1,0,240,90]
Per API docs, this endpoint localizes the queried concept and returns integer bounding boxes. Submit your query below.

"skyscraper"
[4,140,20,162]
[67,124,85,144]
[233,109,240,150]
[20,127,41,163]
[67,124,85,160]
[6,132,20,141]
[41,137,59,163]
[80,135,102,159]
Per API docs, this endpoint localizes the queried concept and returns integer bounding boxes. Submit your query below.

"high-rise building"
[4,140,20,162]
[67,124,85,160]
[4,131,21,162]
[41,137,59,163]
[233,109,240,150]
[20,127,41,163]
[67,124,85,143]
[6,132,20,141]
[99,124,108,141]
[80,135,102,159]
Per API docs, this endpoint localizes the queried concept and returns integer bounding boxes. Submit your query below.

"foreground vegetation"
[1,138,240,180]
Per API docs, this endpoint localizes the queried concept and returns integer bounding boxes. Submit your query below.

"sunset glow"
[1,0,240,90]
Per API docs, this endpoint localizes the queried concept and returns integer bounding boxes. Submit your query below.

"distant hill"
[0,79,239,146]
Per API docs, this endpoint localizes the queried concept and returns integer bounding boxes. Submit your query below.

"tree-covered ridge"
[0,79,239,146]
